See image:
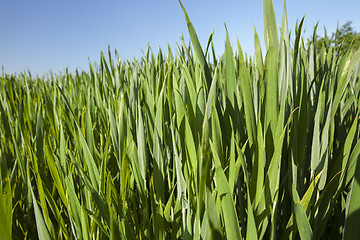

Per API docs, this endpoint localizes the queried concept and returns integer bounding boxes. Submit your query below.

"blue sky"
[1,0,359,76]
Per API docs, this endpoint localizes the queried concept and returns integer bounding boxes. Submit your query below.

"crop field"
[1,0,360,239]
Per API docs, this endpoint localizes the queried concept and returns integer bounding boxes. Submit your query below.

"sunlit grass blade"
[254,26,264,75]
[224,24,237,108]
[237,42,256,147]
[343,153,360,239]
[27,168,51,240]
[178,0,212,89]
[264,46,279,135]
[283,171,322,238]
[206,189,224,239]
[0,150,12,240]
[137,104,147,195]
[210,141,242,240]
[292,185,314,240]
[263,0,279,52]
[56,83,100,191]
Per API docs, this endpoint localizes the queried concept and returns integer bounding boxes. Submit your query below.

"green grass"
[1,0,360,239]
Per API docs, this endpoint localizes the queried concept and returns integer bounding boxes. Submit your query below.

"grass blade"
[263,0,279,52]
[343,150,360,239]
[210,141,242,240]
[292,185,314,240]
[178,0,212,89]
[0,150,12,240]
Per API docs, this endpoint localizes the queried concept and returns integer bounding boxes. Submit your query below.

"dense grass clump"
[1,0,360,239]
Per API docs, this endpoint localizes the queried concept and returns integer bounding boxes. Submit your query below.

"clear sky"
[1,0,360,76]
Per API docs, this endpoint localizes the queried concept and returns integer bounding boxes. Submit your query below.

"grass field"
[1,0,360,239]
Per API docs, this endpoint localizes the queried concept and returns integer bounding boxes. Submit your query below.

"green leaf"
[253,119,265,209]
[246,190,259,240]
[344,149,360,240]
[301,170,323,211]
[205,30,214,59]
[0,151,12,240]
[283,171,322,238]
[278,0,291,104]
[184,116,197,174]
[292,185,314,240]
[28,169,51,240]
[45,139,67,206]
[254,26,264,75]
[110,214,122,240]
[206,190,224,239]
[178,0,212,89]
[263,0,279,52]
[264,46,279,135]
[137,104,147,194]
[153,84,165,201]
[224,24,237,107]
[210,141,242,240]
[56,83,100,191]
[238,42,256,147]
[64,175,83,238]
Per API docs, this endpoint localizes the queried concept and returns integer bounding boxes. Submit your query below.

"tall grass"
[1,0,360,239]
